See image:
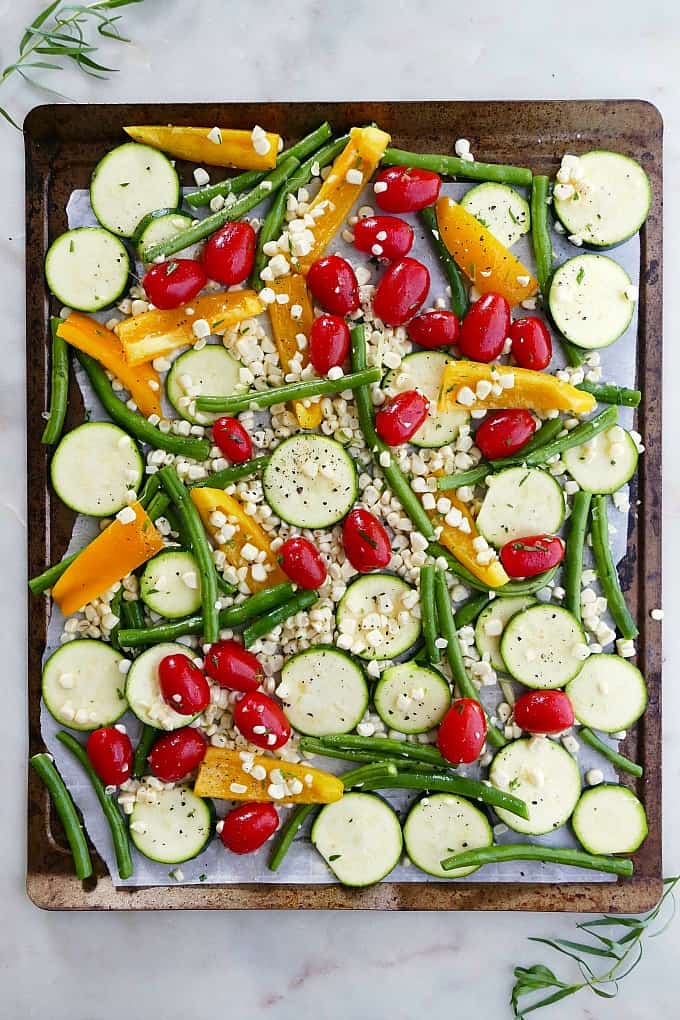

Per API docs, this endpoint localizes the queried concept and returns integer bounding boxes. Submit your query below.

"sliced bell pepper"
[194,747,343,804]
[116,290,263,366]
[57,313,162,418]
[123,125,280,170]
[267,275,322,429]
[435,196,538,306]
[428,492,509,588]
[52,502,164,616]
[438,361,596,415]
[190,487,287,593]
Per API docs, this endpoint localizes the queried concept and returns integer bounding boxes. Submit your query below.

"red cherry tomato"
[212,416,253,463]
[373,166,441,212]
[509,316,553,371]
[307,255,359,315]
[205,639,264,693]
[437,699,487,765]
[375,390,429,446]
[158,653,210,715]
[499,534,565,578]
[514,690,575,735]
[219,802,279,854]
[202,221,256,286]
[459,293,511,362]
[353,215,414,260]
[342,508,391,573]
[142,259,207,310]
[309,314,351,374]
[147,728,208,782]
[86,727,133,787]
[373,257,430,326]
[233,691,290,750]
[408,310,460,349]
[474,409,537,460]
[278,537,327,589]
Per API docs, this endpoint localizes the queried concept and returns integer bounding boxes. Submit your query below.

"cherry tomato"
[158,653,211,715]
[514,690,575,735]
[459,292,511,362]
[278,537,327,589]
[147,728,208,782]
[499,534,565,578]
[342,508,391,573]
[437,699,487,765]
[219,802,279,854]
[353,215,414,260]
[309,314,351,374]
[233,691,291,750]
[205,639,264,693]
[142,259,207,310]
[212,416,253,463]
[408,310,460,350]
[375,390,429,446]
[509,316,552,371]
[474,409,537,460]
[86,727,133,787]
[373,257,430,326]
[373,166,441,212]
[307,255,359,315]
[202,221,256,286]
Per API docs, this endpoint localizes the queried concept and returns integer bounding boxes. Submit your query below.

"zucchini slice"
[500,605,587,689]
[130,786,214,864]
[132,209,195,262]
[140,550,203,620]
[373,661,450,733]
[572,784,647,855]
[50,422,143,517]
[476,467,565,548]
[549,254,635,350]
[126,643,203,730]
[279,645,368,736]
[474,596,536,672]
[566,654,647,732]
[461,182,530,248]
[311,792,403,886]
[382,351,468,448]
[45,226,130,312]
[90,142,180,238]
[563,425,638,494]
[490,737,581,835]
[166,345,243,425]
[403,793,492,878]
[336,574,421,661]
[263,434,357,528]
[42,639,128,731]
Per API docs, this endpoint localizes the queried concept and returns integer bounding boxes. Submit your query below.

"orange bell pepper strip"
[57,313,162,419]
[267,275,322,429]
[52,502,164,616]
[123,125,280,171]
[428,491,509,588]
[438,361,596,415]
[194,747,343,804]
[115,290,263,366]
[435,196,539,306]
[190,487,287,593]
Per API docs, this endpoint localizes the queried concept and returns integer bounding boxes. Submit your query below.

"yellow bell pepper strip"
[267,275,322,429]
[190,487,288,593]
[123,125,280,171]
[57,313,162,418]
[194,747,344,804]
[115,290,263,366]
[438,361,597,415]
[435,195,539,306]
[427,491,509,588]
[52,502,165,616]
[296,126,391,274]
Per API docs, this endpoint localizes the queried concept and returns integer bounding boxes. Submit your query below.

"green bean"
[158,467,219,643]
[41,317,69,445]
[428,543,558,596]
[419,564,440,664]
[520,407,618,467]
[76,351,211,460]
[30,752,93,880]
[195,366,380,415]
[577,381,641,407]
[440,843,633,876]
[579,727,643,778]
[381,147,532,187]
[145,491,171,523]
[242,589,318,648]
[433,569,506,748]
[297,738,443,772]
[138,473,162,509]
[28,551,79,595]
[351,324,435,540]
[120,597,145,631]
[563,342,586,367]
[301,734,452,769]
[419,206,467,318]
[437,420,565,491]
[453,593,491,629]
[145,157,301,261]
[361,770,528,819]
[591,495,639,639]
[530,175,553,296]
[56,731,133,881]
[564,491,591,622]
[108,589,124,654]
[436,465,490,490]
[132,724,158,778]
[188,456,271,489]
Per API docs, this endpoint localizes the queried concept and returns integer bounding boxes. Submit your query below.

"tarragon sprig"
[511,876,679,1017]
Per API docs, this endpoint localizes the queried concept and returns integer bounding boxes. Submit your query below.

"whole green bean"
[436,465,490,490]
[577,381,641,407]
[520,406,618,467]
[195,366,380,414]
[381,147,532,187]
[29,551,79,595]
[188,455,271,489]
[530,175,553,296]
[295,741,440,771]
[108,588,124,654]
[132,724,158,778]
[30,752,93,880]
[428,542,558,596]
[419,564,440,664]
[453,593,491,629]
[419,206,467,318]
[564,490,592,622]
[242,589,318,648]
[579,727,643,778]
[361,770,528,819]
[440,843,633,876]
[303,734,452,769]
[41,317,69,445]
[590,495,639,639]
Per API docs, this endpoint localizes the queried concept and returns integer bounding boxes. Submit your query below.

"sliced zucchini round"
[373,661,450,733]
[166,345,243,425]
[263,434,357,528]
[403,793,492,878]
[132,209,195,262]
[566,654,647,732]
[129,786,214,864]
[311,792,403,886]
[563,425,638,494]
[42,639,128,731]
[140,550,203,620]
[45,226,130,312]
[90,142,180,238]
[279,645,368,736]
[336,574,421,661]
[126,642,202,730]
[572,784,648,855]
[490,737,582,835]
[50,422,143,517]
[474,596,536,672]
[382,351,468,448]
[549,254,635,350]
[501,605,587,689]
[461,182,530,247]
[476,467,565,547]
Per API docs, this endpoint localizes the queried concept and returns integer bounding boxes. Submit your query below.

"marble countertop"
[1,0,678,1016]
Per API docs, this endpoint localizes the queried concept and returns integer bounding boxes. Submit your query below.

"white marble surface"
[1,0,678,1016]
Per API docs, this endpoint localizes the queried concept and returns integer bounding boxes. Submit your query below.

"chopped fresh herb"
[508,208,519,225]
[328,853,342,862]
[357,529,378,549]
[199,873,207,882]
[120,182,130,188]
[518,472,530,487]
[166,261,179,276]
[509,776,521,790]
[68,239,75,253]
